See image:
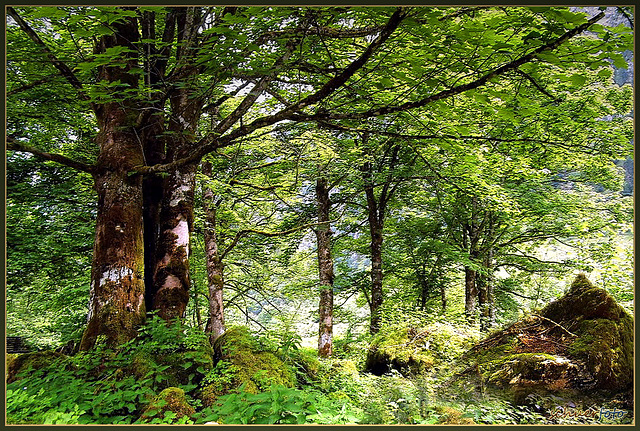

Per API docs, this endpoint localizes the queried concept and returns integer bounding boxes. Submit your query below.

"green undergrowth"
[6,313,215,424]
[6,303,633,425]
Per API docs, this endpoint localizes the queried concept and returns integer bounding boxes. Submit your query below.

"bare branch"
[7,137,95,174]
[220,220,331,260]
[7,77,53,96]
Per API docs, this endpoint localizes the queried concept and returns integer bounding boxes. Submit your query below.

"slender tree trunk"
[315,177,334,357]
[464,198,480,322]
[364,169,384,334]
[464,266,478,321]
[440,281,447,312]
[203,162,226,343]
[418,267,428,311]
[80,16,146,350]
[479,217,495,331]
[477,262,488,330]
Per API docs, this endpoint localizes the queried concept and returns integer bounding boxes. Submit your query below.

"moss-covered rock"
[365,325,435,376]
[435,406,475,424]
[541,274,633,392]
[6,351,69,384]
[458,274,633,402]
[200,326,295,406]
[140,387,195,421]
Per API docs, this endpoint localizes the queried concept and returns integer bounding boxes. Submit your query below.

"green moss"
[568,315,633,391]
[200,326,295,406]
[365,325,435,376]
[141,387,195,421]
[484,353,563,386]
[542,273,625,322]
[435,406,475,424]
[288,347,321,384]
[6,351,69,384]
[460,274,634,399]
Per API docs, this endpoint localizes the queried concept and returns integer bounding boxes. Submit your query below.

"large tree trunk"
[80,115,146,350]
[141,114,166,312]
[80,16,146,350]
[150,70,202,320]
[315,177,334,357]
[148,8,203,320]
[151,162,197,320]
[203,162,226,343]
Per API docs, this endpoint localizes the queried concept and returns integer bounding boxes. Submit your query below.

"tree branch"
[220,220,330,260]
[7,7,89,102]
[7,77,53,96]
[134,8,409,174]
[515,69,561,102]
[289,10,605,122]
[7,137,95,174]
[133,9,603,175]
[317,121,596,152]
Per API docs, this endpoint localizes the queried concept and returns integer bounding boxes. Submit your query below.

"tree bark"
[150,65,202,320]
[80,15,146,350]
[363,163,385,334]
[141,114,166,312]
[315,177,334,357]
[203,162,226,343]
[464,197,480,322]
[80,115,146,350]
[479,216,496,332]
[151,162,197,320]
[478,251,495,332]
[464,265,478,321]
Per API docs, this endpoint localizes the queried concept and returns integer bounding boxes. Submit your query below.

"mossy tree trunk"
[151,162,197,320]
[203,162,226,343]
[149,48,203,319]
[315,177,334,357]
[80,16,146,350]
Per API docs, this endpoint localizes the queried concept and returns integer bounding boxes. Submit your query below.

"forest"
[5,5,634,425]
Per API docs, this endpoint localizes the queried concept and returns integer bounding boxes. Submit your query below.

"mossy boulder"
[541,274,633,391]
[6,351,69,384]
[200,326,295,406]
[460,274,633,402]
[140,387,195,422]
[365,325,435,376]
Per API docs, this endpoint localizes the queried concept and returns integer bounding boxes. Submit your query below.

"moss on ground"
[435,406,475,424]
[200,326,295,406]
[365,325,435,376]
[6,351,69,384]
[140,387,195,421]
